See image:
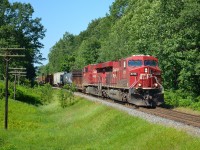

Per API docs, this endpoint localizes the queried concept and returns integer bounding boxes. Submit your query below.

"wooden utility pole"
[0,48,25,130]
[9,68,26,100]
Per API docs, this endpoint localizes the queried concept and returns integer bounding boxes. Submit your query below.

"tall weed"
[59,84,77,108]
[36,84,53,104]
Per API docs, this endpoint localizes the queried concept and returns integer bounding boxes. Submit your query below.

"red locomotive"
[73,55,164,107]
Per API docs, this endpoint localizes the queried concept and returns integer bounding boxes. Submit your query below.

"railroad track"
[75,92,200,128]
[137,107,200,128]
[121,102,200,128]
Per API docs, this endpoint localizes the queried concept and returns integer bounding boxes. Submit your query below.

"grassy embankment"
[0,89,200,149]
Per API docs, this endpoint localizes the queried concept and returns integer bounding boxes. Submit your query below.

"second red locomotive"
[72,55,164,107]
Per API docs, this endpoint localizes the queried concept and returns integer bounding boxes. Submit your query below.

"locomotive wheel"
[122,93,128,102]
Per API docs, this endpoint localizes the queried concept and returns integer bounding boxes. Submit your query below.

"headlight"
[138,83,142,87]
[145,68,148,73]
[154,83,158,87]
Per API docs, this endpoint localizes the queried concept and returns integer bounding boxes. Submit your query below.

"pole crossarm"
[9,68,27,76]
[0,48,25,58]
[0,48,25,50]
[9,72,26,74]
[10,74,26,77]
[12,74,26,77]
[9,68,26,70]
[11,74,26,76]
[0,55,25,57]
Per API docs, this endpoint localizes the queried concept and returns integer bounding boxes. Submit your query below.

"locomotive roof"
[126,55,158,61]
[84,55,158,69]
[95,61,115,68]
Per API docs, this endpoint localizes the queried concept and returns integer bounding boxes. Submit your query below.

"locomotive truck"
[72,55,164,107]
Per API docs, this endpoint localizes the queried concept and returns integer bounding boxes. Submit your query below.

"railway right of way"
[75,92,200,137]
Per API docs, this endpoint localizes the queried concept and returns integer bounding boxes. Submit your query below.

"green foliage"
[14,84,53,105]
[42,0,200,103]
[35,84,53,104]
[0,81,4,100]
[59,84,77,108]
[191,102,200,111]
[14,86,42,106]
[0,81,13,101]
[0,80,53,105]
[63,83,76,92]
[0,0,46,81]
[21,79,32,87]
[47,32,76,73]
[164,90,200,111]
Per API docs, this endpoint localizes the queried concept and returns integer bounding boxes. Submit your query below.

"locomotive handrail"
[129,79,140,88]
[153,76,164,92]
[129,75,164,91]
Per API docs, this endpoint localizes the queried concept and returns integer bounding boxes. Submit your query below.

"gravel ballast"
[75,92,200,137]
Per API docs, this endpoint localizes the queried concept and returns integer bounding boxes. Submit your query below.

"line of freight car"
[36,72,72,87]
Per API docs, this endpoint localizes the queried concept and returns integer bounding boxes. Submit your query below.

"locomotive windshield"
[144,60,157,66]
[128,60,142,67]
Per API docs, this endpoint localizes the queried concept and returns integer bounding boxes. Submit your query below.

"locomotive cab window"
[128,60,142,67]
[144,60,157,67]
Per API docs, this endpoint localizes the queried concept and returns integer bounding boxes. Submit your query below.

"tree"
[0,0,46,82]
[45,0,200,97]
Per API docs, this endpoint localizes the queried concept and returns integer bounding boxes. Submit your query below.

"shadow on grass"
[16,95,42,106]
[14,91,42,106]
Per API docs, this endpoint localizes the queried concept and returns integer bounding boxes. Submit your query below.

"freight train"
[72,55,164,107]
[37,55,164,107]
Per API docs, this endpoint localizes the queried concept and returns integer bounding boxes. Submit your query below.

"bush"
[63,83,76,92]
[194,96,200,102]
[13,84,54,105]
[0,80,54,105]
[59,84,77,108]
[36,84,53,104]
[164,90,179,107]
[178,99,192,107]
[164,89,200,111]
[191,102,200,111]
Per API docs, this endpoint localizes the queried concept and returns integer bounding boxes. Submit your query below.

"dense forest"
[40,0,199,97]
[0,0,46,81]
[38,0,200,95]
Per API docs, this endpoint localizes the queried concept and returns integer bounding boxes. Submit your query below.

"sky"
[9,0,115,65]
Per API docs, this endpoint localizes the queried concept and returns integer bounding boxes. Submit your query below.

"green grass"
[0,93,200,149]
